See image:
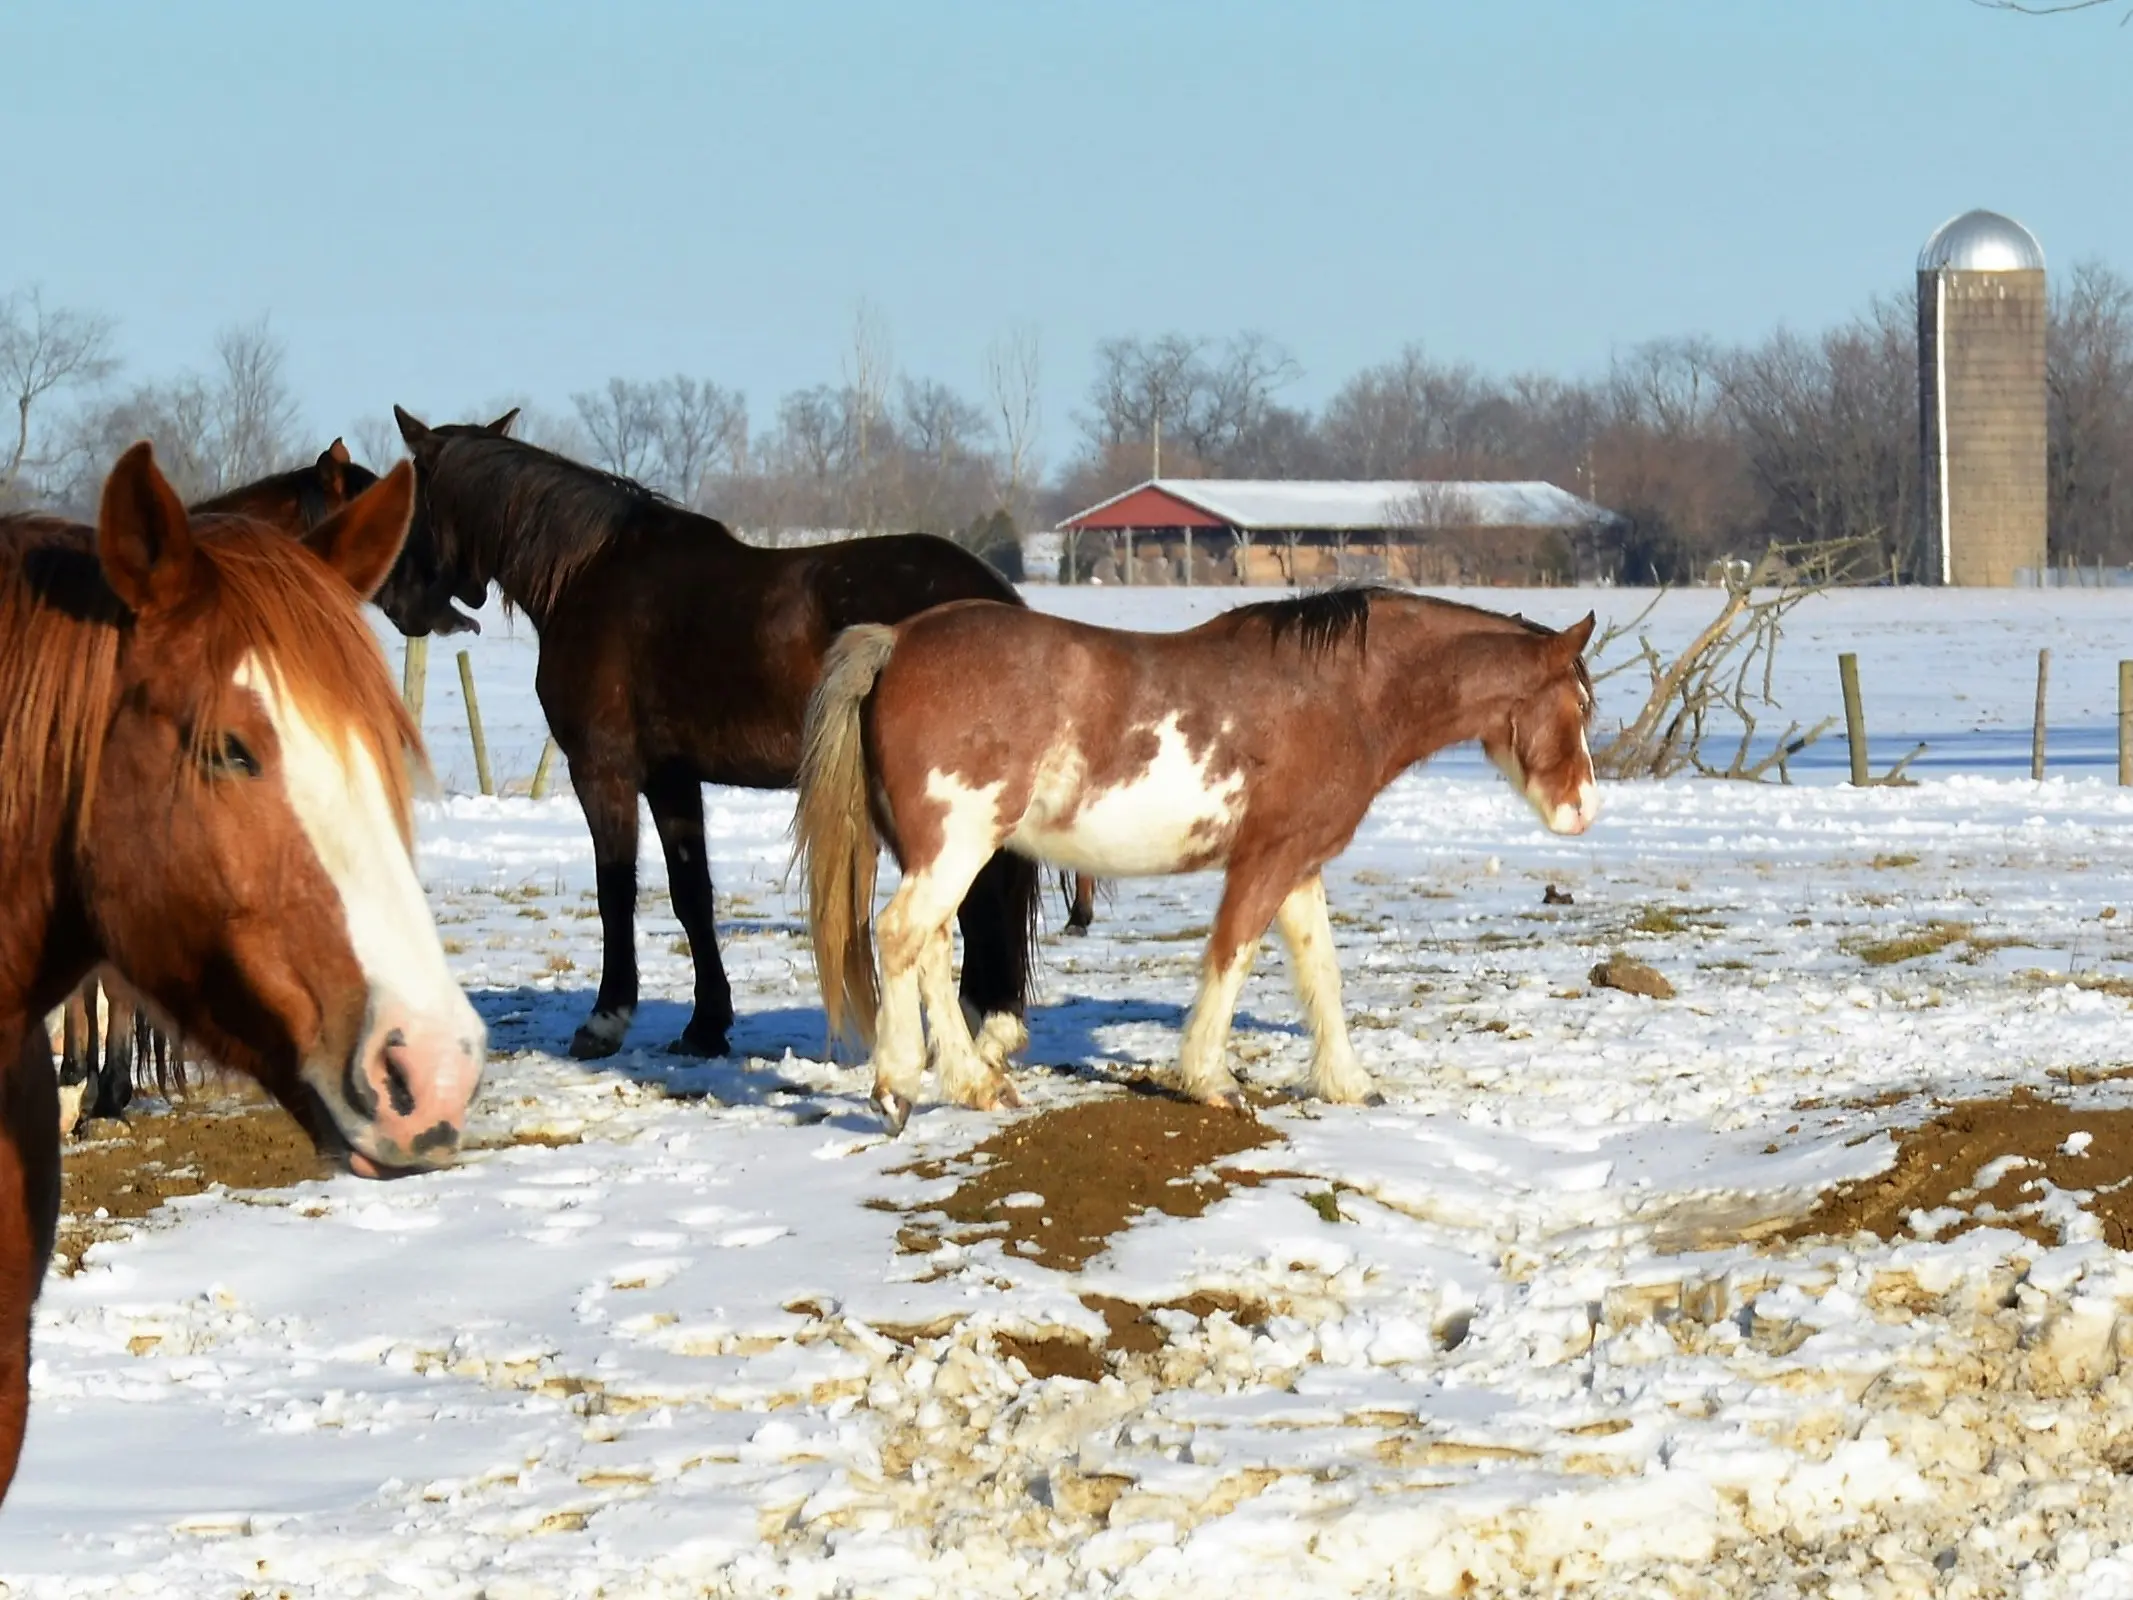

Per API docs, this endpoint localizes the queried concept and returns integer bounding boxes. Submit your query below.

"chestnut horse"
[0,444,486,1499]
[52,439,383,1125]
[796,588,1598,1130]
[377,407,1043,1068]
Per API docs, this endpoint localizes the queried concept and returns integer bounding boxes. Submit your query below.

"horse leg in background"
[568,769,644,1061]
[0,1022,62,1500]
[56,986,90,1139]
[1272,874,1381,1106]
[1065,872,1096,935]
[644,768,733,1058]
[1176,862,1295,1112]
[953,850,1035,1076]
[89,980,135,1119]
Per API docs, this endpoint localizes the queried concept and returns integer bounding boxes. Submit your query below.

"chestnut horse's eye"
[208,732,261,778]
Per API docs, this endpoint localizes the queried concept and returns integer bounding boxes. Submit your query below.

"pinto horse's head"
[370,404,522,638]
[81,443,485,1177]
[1481,611,1599,837]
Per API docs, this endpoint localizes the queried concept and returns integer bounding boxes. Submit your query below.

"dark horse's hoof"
[569,1019,627,1060]
[666,1025,731,1059]
[1064,921,1091,938]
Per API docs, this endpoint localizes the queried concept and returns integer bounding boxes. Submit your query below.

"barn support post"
[1123,526,1135,585]
[1839,653,1869,788]
[2032,648,2051,782]
[1182,526,1193,584]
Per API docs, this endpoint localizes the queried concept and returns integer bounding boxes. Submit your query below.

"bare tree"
[983,323,1043,515]
[350,414,406,472]
[572,377,662,481]
[0,288,117,499]
[845,300,894,531]
[655,376,747,506]
[1971,0,2129,17]
[211,318,303,486]
[2048,261,2133,569]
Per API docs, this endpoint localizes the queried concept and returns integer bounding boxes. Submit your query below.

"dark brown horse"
[796,588,1598,1130]
[0,443,486,1499]
[51,440,385,1127]
[380,407,1042,1066]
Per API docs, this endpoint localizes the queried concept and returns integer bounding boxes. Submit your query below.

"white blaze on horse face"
[234,656,484,1144]
[1007,714,1244,877]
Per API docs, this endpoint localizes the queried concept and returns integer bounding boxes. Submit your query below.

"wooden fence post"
[2032,648,2051,782]
[456,649,494,798]
[530,737,559,801]
[402,636,428,723]
[2119,661,2132,788]
[1839,652,1868,788]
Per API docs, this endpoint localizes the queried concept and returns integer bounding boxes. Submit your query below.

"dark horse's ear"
[315,438,349,498]
[1556,612,1597,657]
[393,404,433,448]
[303,460,417,603]
[485,407,520,437]
[98,442,199,616]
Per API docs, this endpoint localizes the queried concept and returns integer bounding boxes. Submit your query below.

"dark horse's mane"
[428,432,694,617]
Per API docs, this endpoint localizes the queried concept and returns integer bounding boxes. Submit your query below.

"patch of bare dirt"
[58,1082,326,1270]
[1779,1087,2133,1249]
[894,1083,1283,1273]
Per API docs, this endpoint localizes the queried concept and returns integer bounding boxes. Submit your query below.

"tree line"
[6,267,2130,584]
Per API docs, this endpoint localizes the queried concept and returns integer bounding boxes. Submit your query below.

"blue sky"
[1,0,2121,465]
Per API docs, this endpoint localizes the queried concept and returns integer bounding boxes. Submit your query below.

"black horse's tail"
[959,849,1042,1026]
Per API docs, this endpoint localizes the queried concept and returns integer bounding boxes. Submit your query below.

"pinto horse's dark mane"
[426,431,696,618]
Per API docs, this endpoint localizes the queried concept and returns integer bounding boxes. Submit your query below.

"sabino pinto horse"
[796,588,1598,1131]
[377,407,1045,1068]
[0,443,486,1499]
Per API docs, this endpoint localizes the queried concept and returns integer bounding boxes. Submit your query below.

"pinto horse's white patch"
[233,655,475,1044]
[1009,714,1243,877]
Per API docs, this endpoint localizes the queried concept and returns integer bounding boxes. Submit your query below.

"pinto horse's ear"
[485,407,520,437]
[1556,612,1597,658]
[98,442,199,616]
[393,404,433,448]
[303,460,416,603]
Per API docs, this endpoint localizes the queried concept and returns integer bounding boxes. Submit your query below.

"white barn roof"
[1068,478,1615,532]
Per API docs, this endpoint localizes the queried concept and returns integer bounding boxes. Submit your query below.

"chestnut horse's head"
[1481,611,1599,837]
[76,443,485,1176]
[371,404,522,638]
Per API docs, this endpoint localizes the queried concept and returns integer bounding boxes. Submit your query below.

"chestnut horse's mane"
[1231,584,1595,703]
[0,513,424,840]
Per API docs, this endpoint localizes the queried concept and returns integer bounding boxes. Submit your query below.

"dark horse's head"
[373,405,523,638]
[194,438,380,531]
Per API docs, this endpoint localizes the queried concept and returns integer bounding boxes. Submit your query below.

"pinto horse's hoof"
[667,1024,731,1059]
[875,1089,914,1135]
[1363,1091,1387,1109]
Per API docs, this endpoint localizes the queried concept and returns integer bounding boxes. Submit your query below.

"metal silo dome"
[1919,209,2046,273]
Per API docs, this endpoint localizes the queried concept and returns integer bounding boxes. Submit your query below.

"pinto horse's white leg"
[927,930,1019,1113]
[1177,936,1260,1108]
[1273,875,1380,1106]
[870,884,932,1131]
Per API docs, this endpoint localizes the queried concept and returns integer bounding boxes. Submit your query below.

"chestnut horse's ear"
[1557,612,1597,657]
[303,460,416,602]
[325,437,352,466]
[485,407,520,437]
[393,404,432,447]
[98,441,199,615]
[315,439,349,499]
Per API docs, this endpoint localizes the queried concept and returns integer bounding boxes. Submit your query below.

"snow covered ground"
[9,586,2133,1596]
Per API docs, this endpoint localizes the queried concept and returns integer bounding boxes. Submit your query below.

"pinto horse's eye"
[208,733,261,778]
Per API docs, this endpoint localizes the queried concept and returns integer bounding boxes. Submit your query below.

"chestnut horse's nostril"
[382,1048,417,1119]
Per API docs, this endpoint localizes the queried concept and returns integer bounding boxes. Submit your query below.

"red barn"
[1051,478,1622,586]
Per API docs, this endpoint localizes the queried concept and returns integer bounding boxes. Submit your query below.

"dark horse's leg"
[956,850,1039,1068]
[570,769,644,1061]
[0,1024,61,1501]
[644,767,733,1058]
[90,981,134,1119]
[1065,872,1096,935]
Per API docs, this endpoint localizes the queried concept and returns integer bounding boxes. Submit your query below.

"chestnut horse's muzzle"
[306,988,486,1178]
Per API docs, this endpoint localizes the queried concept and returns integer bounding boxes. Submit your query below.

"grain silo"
[1917,209,2047,586]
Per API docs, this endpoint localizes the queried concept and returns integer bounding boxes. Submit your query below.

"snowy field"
[9,586,2133,1596]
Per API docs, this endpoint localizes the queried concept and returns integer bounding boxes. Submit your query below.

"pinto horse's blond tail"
[795,623,900,1050]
